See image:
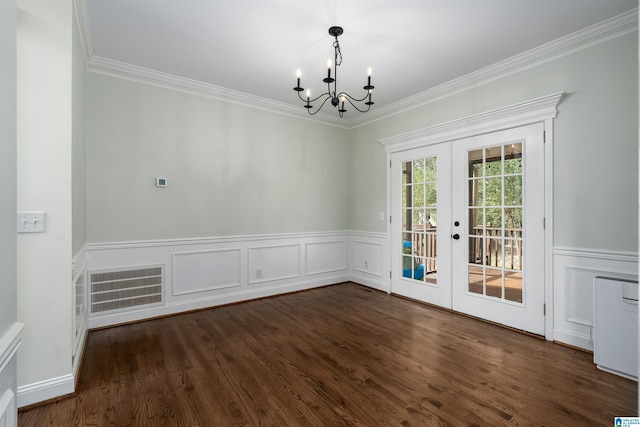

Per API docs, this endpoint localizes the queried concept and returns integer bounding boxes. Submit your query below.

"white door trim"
[379,92,563,341]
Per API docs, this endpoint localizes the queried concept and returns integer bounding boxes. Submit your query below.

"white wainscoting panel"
[173,249,241,295]
[0,323,22,423]
[553,247,638,350]
[306,241,347,276]
[0,390,15,427]
[72,248,88,380]
[87,232,351,329]
[248,244,301,285]
[349,232,389,292]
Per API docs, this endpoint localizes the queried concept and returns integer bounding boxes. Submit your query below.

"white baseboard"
[553,328,593,351]
[89,274,347,329]
[349,273,389,293]
[17,374,74,408]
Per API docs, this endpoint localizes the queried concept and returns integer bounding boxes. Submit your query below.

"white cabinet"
[593,276,638,380]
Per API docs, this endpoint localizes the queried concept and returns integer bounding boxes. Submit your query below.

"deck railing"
[406,226,522,271]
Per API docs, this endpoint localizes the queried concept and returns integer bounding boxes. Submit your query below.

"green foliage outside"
[404,145,523,231]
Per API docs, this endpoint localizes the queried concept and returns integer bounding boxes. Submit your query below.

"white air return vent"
[89,266,164,314]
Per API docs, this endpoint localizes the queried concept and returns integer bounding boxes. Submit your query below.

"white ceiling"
[83,0,638,124]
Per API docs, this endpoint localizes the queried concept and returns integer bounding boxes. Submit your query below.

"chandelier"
[293,26,374,118]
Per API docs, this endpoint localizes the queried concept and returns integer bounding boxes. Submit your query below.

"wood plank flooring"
[19,283,637,426]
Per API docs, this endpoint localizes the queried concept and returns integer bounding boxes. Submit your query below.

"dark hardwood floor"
[19,283,637,426]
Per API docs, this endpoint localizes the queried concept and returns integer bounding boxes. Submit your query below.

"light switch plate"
[17,212,45,233]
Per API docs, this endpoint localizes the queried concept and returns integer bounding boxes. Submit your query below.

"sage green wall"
[88,30,637,252]
[349,31,638,253]
[0,0,17,338]
[87,74,350,242]
[72,10,86,256]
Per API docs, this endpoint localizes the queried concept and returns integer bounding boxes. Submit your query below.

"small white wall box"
[156,178,167,187]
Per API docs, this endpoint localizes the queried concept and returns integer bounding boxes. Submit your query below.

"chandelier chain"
[333,38,342,66]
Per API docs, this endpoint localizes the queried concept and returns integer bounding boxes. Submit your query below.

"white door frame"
[379,92,563,341]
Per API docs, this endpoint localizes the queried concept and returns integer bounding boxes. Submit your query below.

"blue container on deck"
[403,264,424,279]
[402,241,424,279]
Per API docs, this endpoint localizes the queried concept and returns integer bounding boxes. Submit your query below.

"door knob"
[452,233,460,240]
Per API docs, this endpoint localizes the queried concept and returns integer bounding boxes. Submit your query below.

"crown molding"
[349,8,638,129]
[76,3,636,130]
[86,55,350,129]
[73,0,93,65]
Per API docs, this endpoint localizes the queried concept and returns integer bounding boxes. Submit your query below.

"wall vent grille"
[89,266,163,314]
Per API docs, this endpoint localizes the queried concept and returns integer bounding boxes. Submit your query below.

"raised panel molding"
[305,241,347,276]
[173,249,241,295]
[553,247,638,350]
[352,240,384,276]
[349,232,389,292]
[248,244,301,285]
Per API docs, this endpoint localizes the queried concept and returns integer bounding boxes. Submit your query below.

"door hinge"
[389,159,392,168]
[543,303,546,315]
[543,131,546,143]
[543,217,546,229]
[389,215,392,224]
[389,271,392,279]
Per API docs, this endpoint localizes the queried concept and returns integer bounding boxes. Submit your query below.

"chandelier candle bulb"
[294,69,303,92]
[304,89,312,109]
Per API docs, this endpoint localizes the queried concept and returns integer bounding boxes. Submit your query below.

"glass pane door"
[391,143,451,308]
[467,143,523,303]
[452,124,545,335]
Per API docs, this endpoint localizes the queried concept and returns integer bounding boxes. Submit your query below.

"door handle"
[452,233,460,240]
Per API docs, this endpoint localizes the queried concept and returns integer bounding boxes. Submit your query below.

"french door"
[390,124,545,335]
[390,143,452,307]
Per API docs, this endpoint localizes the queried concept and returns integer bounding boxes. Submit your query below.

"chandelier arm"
[339,91,370,103]
[307,95,333,115]
[297,90,332,104]
[343,96,372,113]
